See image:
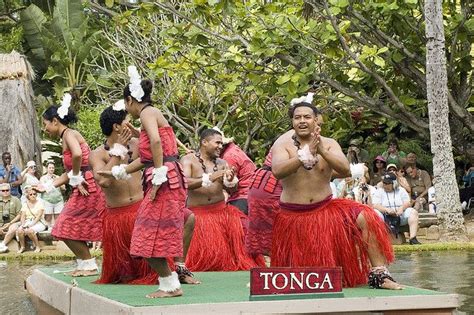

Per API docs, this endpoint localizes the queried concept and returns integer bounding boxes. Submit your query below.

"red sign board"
[250,267,342,296]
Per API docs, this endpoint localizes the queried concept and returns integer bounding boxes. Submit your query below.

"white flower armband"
[202,173,212,188]
[108,143,128,160]
[151,166,168,186]
[111,164,131,180]
[67,170,85,187]
[223,175,239,188]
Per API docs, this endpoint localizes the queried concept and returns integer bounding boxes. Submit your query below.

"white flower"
[290,92,315,106]
[112,100,125,111]
[127,65,144,102]
[58,93,72,119]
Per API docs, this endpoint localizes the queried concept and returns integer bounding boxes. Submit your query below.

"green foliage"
[75,105,106,150]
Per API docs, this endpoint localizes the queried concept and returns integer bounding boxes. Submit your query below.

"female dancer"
[41,94,105,276]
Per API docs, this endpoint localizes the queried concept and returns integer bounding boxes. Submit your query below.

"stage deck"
[26,265,459,314]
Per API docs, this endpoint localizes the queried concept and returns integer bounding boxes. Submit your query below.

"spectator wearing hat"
[381,139,406,167]
[405,164,431,211]
[0,183,22,253]
[20,161,41,203]
[0,152,22,198]
[370,156,386,186]
[372,173,421,245]
[346,138,369,165]
[385,164,411,195]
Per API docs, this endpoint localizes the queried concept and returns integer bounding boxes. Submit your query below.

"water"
[1,251,473,314]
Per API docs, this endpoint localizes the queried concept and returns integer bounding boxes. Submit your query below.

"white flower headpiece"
[113,100,126,111]
[58,93,72,119]
[290,92,314,106]
[127,65,144,102]
[212,126,234,145]
[350,163,366,180]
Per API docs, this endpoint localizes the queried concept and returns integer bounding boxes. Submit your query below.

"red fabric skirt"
[95,200,158,284]
[52,171,105,241]
[271,198,394,287]
[130,166,186,258]
[186,201,266,271]
[246,169,282,255]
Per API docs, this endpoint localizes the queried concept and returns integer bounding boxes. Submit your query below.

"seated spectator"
[406,152,417,166]
[20,161,41,203]
[372,173,421,245]
[382,139,406,167]
[17,187,47,253]
[346,138,369,165]
[39,162,64,227]
[405,164,432,212]
[379,164,411,195]
[428,179,437,214]
[0,152,22,198]
[371,155,386,186]
[460,164,474,212]
[0,183,22,253]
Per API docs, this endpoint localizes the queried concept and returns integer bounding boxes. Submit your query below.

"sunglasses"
[0,190,10,192]
[28,193,37,196]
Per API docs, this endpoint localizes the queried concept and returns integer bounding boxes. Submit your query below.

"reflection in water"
[0,252,473,314]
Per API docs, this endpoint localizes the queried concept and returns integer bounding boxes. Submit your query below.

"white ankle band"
[158,272,181,292]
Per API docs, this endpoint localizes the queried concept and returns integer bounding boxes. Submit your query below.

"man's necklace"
[104,140,134,164]
[292,134,317,170]
[195,152,218,173]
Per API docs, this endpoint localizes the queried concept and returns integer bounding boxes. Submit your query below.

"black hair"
[288,102,321,119]
[42,105,78,125]
[99,106,128,136]
[123,79,153,104]
[199,128,222,145]
[2,152,11,158]
[372,159,387,173]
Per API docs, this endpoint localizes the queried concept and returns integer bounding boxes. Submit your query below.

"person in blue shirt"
[0,152,23,198]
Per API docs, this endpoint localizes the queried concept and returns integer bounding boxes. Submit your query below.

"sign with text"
[250,267,342,296]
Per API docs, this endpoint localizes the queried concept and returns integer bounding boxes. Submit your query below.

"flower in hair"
[290,92,314,106]
[58,93,72,119]
[113,100,126,111]
[127,65,144,102]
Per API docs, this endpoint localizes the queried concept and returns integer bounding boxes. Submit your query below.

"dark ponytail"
[42,105,78,125]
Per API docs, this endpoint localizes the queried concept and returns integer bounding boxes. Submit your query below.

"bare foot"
[179,274,201,285]
[64,269,79,276]
[17,247,25,254]
[71,269,99,277]
[381,278,403,290]
[146,288,183,298]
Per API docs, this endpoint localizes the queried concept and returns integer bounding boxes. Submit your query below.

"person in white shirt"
[372,173,421,245]
[39,162,64,226]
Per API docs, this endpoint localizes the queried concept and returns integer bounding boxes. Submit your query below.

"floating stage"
[26,266,459,315]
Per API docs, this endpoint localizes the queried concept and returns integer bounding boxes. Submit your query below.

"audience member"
[460,163,474,212]
[17,186,47,253]
[385,164,411,195]
[405,164,431,211]
[428,178,437,214]
[406,152,417,166]
[40,162,64,227]
[347,138,369,165]
[372,173,421,245]
[382,139,406,167]
[0,152,22,198]
[214,126,256,215]
[20,161,41,203]
[0,183,22,253]
[371,155,386,186]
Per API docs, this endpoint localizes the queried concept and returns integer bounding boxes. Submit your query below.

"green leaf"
[105,0,114,8]
[276,74,291,85]
[20,4,47,60]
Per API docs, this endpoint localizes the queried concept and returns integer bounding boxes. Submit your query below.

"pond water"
[1,251,473,314]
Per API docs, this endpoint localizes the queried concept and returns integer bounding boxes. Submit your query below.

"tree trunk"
[424,0,467,241]
[0,53,42,171]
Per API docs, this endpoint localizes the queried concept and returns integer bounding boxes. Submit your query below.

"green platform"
[42,266,446,308]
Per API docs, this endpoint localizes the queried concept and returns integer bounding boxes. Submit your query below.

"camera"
[361,184,369,191]
[2,214,10,222]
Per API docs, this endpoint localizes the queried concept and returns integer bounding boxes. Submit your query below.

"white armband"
[67,170,85,187]
[297,144,317,169]
[152,166,168,186]
[223,175,239,188]
[202,173,212,187]
[108,143,128,160]
[111,164,131,180]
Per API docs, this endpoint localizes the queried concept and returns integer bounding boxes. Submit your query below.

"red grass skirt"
[95,201,158,284]
[130,182,185,258]
[246,171,282,255]
[271,198,394,287]
[52,171,105,241]
[186,201,266,271]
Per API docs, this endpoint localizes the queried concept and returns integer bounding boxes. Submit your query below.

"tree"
[424,0,467,240]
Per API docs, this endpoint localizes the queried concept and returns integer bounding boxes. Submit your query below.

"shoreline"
[1,242,473,261]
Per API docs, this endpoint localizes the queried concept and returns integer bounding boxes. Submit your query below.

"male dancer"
[91,104,198,284]
[181,128,265,271]
[271,94,400,289]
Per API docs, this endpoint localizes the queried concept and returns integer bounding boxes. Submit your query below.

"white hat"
[26,161,36,168]
[212,126,234,145]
